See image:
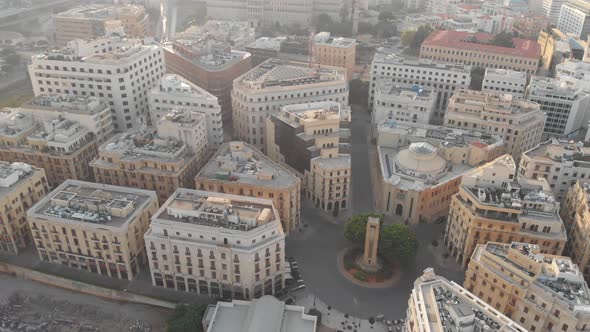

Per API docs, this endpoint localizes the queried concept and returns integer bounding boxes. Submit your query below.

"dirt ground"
[0,274,171,332]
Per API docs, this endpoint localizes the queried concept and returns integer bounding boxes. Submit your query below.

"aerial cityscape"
[3,0,590,331]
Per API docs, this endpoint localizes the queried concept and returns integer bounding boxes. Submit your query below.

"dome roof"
[395,142,447,176]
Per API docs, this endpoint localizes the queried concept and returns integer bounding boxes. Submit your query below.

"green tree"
[378,11,394,22]
[308,308,322,326]
[167,303,207,332]
[411,25,434,50]
[314,13,334,32]
[344,213,384,246]
[401,30,416,48]
[489,32,514,48]
[378,223,417,265]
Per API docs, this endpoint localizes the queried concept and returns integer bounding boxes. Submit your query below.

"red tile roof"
[422,30,541,59]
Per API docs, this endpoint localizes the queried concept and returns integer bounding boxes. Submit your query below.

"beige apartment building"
[406,268,525,332]
[0,110,98,188]
[266,101,351,213]
[376,121,505,224]
[53,4,150,46]
[445,89,546,159]
[562,182,590,280]
[421,30,541,74]
[445,154,567,268]
[195,141,301,234]
[27,180,158,280]
[312,32,356,80]
[0,162,48,254]
[466,242,590,332]
[144,189,285,300]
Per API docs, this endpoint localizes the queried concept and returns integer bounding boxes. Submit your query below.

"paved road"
[349,105,374,213]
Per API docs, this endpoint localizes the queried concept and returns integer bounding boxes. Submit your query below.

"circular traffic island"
[337,248,401,288]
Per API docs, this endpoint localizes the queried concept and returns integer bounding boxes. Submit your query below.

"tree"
[378,223,417,265]
[411,25,434,50]
[378,11,394,22]
[308,308,322,326]
[167,303,207,332]
[344,213,384,246]
[401,30,416,48]
[489,32,514,48]
[349,79,369,106]
[314,13,333,32]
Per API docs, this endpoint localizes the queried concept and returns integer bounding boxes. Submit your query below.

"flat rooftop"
[315,36,356,48]
[97,130,189,162]
[372,52,471,72]
[484,68,527,80]
[0,162,42,199]
[279,101,347,128]
[54,4,145,19]
[524,139,590,167]
[151,74,218,101]
[378,82,433,99]
[197,142,300,189]
[28,180,155,229]
[164,42,251,71]
[237,59,346,91]
[154,189,278,233]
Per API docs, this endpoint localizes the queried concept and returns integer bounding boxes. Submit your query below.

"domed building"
[376,121,505,224]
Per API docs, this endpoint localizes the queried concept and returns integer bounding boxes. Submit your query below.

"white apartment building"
[232,59,348,152]
[520,138,590,201]
[28,35,165,132]
[372,82,436,128]
[369,53,471,124]
[156,109,209,159]
[18,94,114,143]
[558,0,590,40]
[556,59,590,91]
[148,74,223,150]
[205,0,314,26]
[526,76,590,137]
[482,68,527,99]
[543,0,569,23]
[144,189,285,300]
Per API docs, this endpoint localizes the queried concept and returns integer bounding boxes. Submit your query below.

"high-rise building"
[312,32,356,80]
[445,154,567,268]
[205,0,314,26]
[144,189,285,299]
[376,121,505,224]
[233,59,348,152]
[0,110,98,188]
[163,42,251,124]
[465,242,590,331]
[406,268,525,332]
[558,0,590,40]
[18,94,114,143]
[27,180,158,280]
[562,181,590,281]
[0,162,48,254]
[555,59,590,91]
[369,53,471,123]
[420,31,541,74]
[28,35,165,132]
[445,89,546,159]
[372,82,436,127]
[482,68,527,99]
[53,4,150,46]
[526,76,590,137]
[195,141,301,234]
[266,101,351,213]
[543,0,570,24]
[148,74,224,150]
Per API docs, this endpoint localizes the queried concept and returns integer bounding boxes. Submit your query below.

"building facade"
[148,74,224,150]
[420,30,541,74]
[29,36,165,132]
[144,189,285,300]
[195,141,301,234]
[233,59,348,152]
[0,162,48,254]
[27,180,158,280]
[312,32,356,80]
[562,182,590,281]
[445,89,546,159]
[558,0,590,41]
[205,0,314,26]
[465,242,590,331]
[445,155,567,268]
[372,82,436,128]
[482,68,527,99]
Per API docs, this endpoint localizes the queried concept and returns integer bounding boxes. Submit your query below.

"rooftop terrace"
[372,52,471,72]
[524,139,590,167]
[22,94,109,115]
[151,74,218,101]
[0,162,41,197]
[54,4,146,19]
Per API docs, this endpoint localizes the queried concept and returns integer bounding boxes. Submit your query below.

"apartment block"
[90,124,204,204]
[406,268,525,332]
[465,242,590,331]
[195,141,301,234]
[19,94,114,143]
[543,0,569,23]
[519,139,590,201]
[526,76,590,137]
[174,21,255,52]
[558,0,590,40]
[53,4,150,46]
[369,53,471,123]
[233,59,348,152]
[29,35,165,132]
[376,121,504,224]
[148,74,223,150]
[556,59,590,92]
[482,68,527,99]
[420,30,541,74]
[0,111,98,188]
[205,0,313,26]
[163,42,251,124]
[445,89,546,159]
[445,155,567,268]
[144,189,285,300]
[28,180,158,280]
[266,101,351,213]
[155,109,209,160]
[0,162,48,254]
[562,182,590,280]
[312,32,356,80]
[372,82,436,128]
